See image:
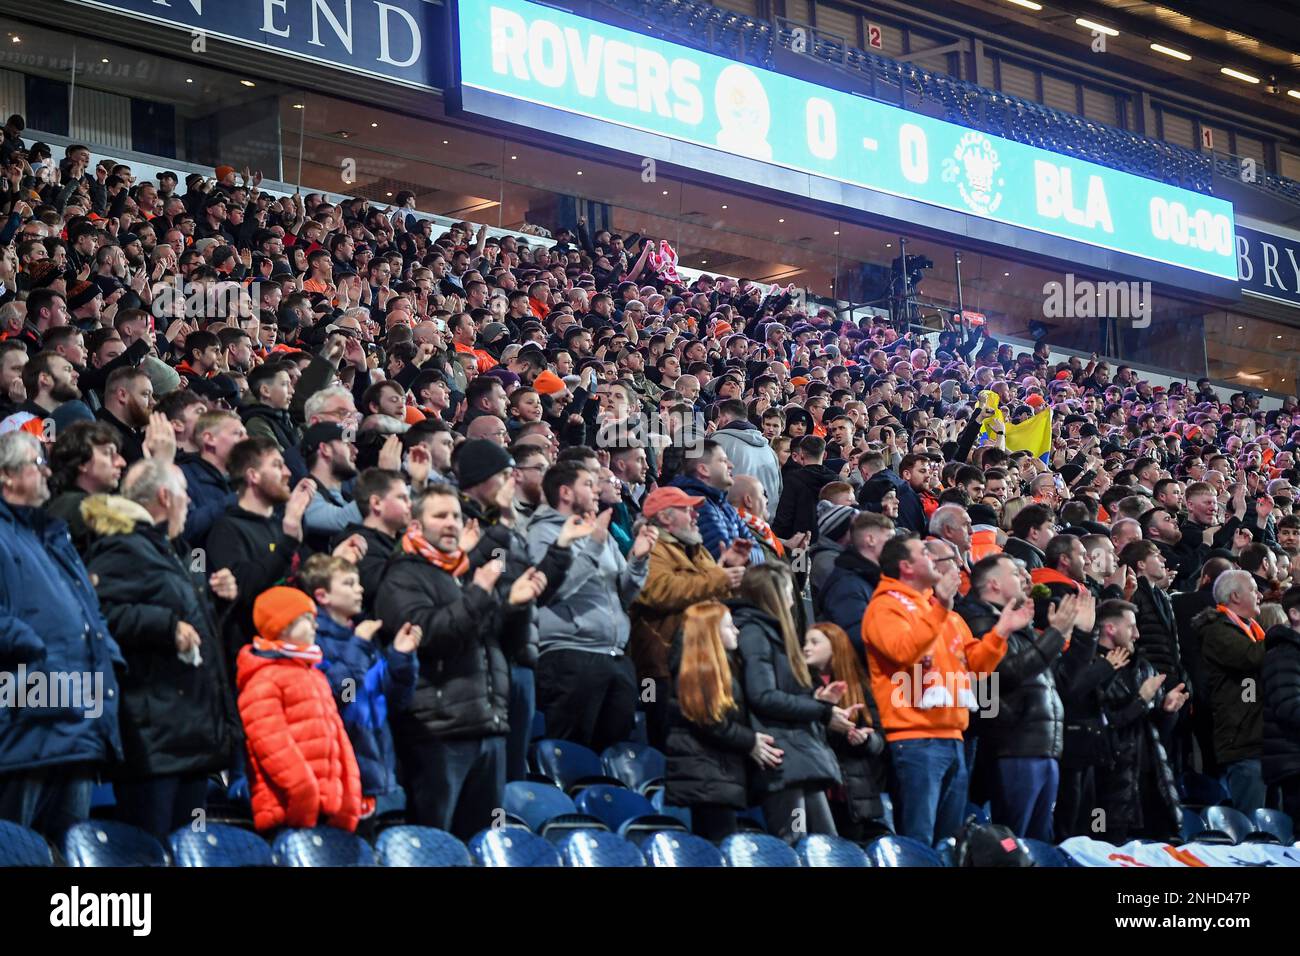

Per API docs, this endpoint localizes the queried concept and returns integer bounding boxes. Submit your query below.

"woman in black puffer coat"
[82,492,241,839]
[665,602,781,841]
[733,564,849,844]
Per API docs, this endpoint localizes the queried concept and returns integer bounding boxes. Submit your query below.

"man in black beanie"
[454,438,586,782]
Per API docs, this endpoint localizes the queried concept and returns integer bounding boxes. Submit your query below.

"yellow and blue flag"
[1004,407,1053,463]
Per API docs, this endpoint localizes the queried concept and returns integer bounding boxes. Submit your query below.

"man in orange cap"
[630,486,747,747]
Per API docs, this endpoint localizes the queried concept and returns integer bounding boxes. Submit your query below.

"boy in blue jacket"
[300,554,420,819]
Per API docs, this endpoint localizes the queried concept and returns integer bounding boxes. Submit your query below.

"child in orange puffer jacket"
[236,587,362,833]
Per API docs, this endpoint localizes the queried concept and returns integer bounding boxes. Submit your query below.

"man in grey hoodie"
[711,398,781,521]
[526,460,658,752]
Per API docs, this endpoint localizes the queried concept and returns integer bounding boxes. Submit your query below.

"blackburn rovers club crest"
[942,131,1004,215]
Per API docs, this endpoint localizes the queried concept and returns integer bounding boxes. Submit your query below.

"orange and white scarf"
[251,635,323,663]
[736,507,783,558]
[403,523,469,577]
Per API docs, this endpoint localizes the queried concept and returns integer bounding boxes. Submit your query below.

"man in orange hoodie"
[862,534,1029,845]
[236,586,362,833]
[968,503,1003,564]
[1029,535,1088,629]
[449,311,498,374]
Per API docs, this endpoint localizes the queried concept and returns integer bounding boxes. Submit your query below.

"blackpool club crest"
[942,131,1004,215]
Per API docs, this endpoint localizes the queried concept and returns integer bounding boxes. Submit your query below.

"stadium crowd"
[0,115,1299,852]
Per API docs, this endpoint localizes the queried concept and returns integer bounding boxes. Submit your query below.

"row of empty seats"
[1181,806,1294,845]
[531,739,665,796]
[18,748,1294,865]
[7,801,1292,867]
[0,817,1082,868]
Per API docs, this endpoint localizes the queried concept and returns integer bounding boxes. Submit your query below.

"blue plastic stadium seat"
[530,738,623,793]
[640,831,724,867]
[964,801,991,825]
[575,784,656,831]
[63,821,168,867]
[504,780,577,832]
[272,827,376,866]
[505,780,607,837]
[720,832,801,867]
[553,829,646,867]
[375,826,471,867]
[865,835,944,867]
[618,815,687,842]
[1180,807,1206,844]
[1253,809,1294,844]
[1179,772,1230,808]
[541,813,612,837]
[169,824,272,867]
[1020,839,1076,867]
[1202,806,1257,845]
[530,710,546,742]
[572,785,682,841]
[469,828,562,867]
[795,834,870,867]
[0,820,54,866]
[650,790,693,830]
[601,742,667,795]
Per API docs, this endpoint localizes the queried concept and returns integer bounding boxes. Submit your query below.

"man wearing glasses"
[465,414,510,447]
[510,445,549,526]
[0,431,124,837]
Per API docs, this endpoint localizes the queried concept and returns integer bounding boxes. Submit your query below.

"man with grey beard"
[629,486,745,749]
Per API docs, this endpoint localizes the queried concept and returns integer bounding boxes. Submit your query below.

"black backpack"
[953,819,1035,867]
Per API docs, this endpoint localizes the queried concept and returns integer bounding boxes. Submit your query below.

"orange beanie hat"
[253,587,317,642]
[532,369,566,395]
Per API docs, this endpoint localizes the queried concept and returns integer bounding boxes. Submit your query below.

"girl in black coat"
[734,565,855,844]
[804,622,891,841]
[665,602,782,842]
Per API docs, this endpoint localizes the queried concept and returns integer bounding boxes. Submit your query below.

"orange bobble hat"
[532,369,567,396]
[1025,394,1045,409]
[253,587,317,642]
